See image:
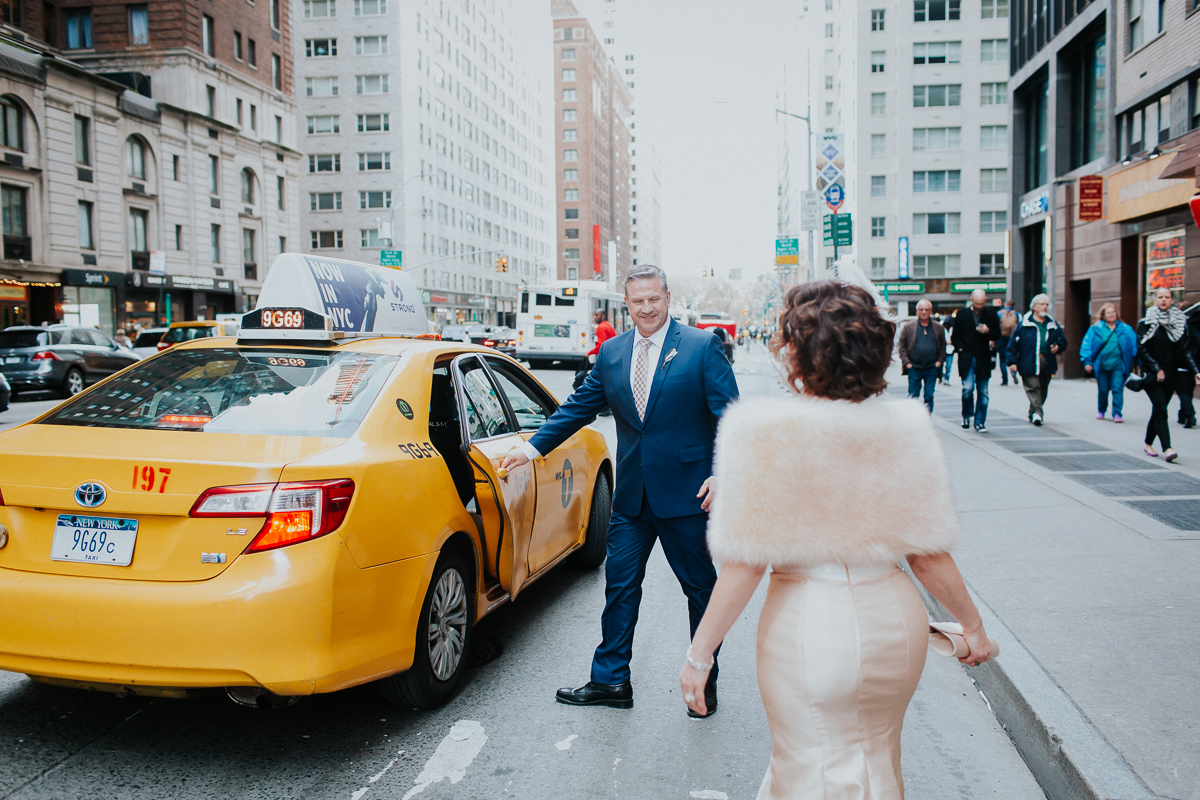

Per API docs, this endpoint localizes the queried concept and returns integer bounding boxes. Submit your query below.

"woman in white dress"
[680,281,993,800]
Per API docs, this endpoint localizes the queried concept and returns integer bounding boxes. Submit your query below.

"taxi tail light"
[30,351,61,362]
[157,341,171,351]
[190,484,276,517]
[246,479,355,554]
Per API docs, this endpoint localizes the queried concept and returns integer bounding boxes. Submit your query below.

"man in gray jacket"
[899,299,946,412]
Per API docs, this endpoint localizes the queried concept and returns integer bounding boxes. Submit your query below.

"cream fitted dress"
[754,562,929,800]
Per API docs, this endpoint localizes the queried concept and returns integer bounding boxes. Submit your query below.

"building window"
[871,134,886,157]
[563,169,579,181]
[304,0,336,16]
[564,188,579,200]
[913,212,960,234]
[825,75,834,89]
[981,0,1008,17]
[125,206,146,252]
[271,55,282,89]
[981,83,1008,105]
[871,175,886,197]
[357,151,390,170]
[209,155,219,193]
[236,98,243,125]
[360,228,385,247]
[980,253,1006,275]
[980,38,1007,61]
[980,211,1008,233]
[65,8,92,48]
[359,190,390,208]
[913,84,960,107]
[243,229,256,276]
[914,0,959,21]
[354,0,384,14]
[871,51,885,72]
[125,137,145,178]
[913,126,962,150]
[1128,0,1144,51]
[270,0,280,28]
[913,170,961,192]
[980,168,1007,191]
[200,14,214,55]
[309,154,340,172]
[563,149,578,161]
[913,41,961,63]
[565,208,579,219]
[241,168,255,204]
[234,31,243,60]
[250,104,257,130]
[562,88,577,101]
[1069,33,1107,169]
[74,115,90,164]
[0,98,20,153]
[175,224,183,250]
[277,176,285,209]
[563,129,578,142]
[306,38,337,57]
[356,74,388,94]
[871,257,886,277]
[354,35,386,54]
[981,124,1007,149]
[562,48,576,60]
[128,5,148,45]
[871,9,885,29]
[357,113,389,132]
[911,254,959,277]
[826,101,834,115]
[248,39,257,66]
[562,68,576,81]
[206,85,216,116]
[275,115,283,142]
[871,217,886,237]
[77,201,93,249]
[306,76,338,96]
[172,154,180,180]
[311,230,343,249]
[564,248,580,259]
[871,92,886,115]
[207,223,220,262]
[563,109,577,121]
[307,115,340,134]
[564,228,580,239]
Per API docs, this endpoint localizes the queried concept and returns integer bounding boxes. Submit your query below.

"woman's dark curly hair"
[770,281,895,401]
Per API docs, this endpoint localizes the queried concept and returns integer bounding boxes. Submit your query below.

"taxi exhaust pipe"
[225,686,300,709]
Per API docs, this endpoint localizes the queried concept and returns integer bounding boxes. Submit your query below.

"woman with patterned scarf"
[1136,288,1199,461]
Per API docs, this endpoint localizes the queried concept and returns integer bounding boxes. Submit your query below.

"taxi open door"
[450,354,537,597]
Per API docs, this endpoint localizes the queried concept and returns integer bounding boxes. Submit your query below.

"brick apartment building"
[551,0,631,284]
[0,0,300,334]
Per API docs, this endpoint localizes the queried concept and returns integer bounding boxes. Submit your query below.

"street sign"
[898,236,910,279]
[800,191,821,231]
[1078,175,1103,221]
[775,238,800,265]
[822,214,852,246]
[881,282,923,294]
[825,183,845,212]
[379,250,403,267]
[815,133,844,196]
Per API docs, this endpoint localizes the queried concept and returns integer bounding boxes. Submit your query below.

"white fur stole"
[707,395,959,567]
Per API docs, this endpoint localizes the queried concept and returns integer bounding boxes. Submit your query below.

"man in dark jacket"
[898,299,945,412]
[951,289,1001,432]
[1006,293,1068,425]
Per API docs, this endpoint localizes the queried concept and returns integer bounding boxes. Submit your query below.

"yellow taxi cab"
[0,255,612,708]
[157,320,242,352]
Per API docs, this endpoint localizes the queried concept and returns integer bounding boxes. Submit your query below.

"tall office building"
[551,0,631,284]
[802,0,1011,312]
[293,0,554,326]
[0,0,300,330]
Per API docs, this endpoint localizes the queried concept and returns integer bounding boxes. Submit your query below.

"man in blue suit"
[502,265,739,716]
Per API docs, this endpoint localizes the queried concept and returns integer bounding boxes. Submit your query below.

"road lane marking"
[554,734,578,751]
[402,720,487,800]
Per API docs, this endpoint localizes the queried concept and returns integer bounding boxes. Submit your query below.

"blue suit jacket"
[530,318,740,519]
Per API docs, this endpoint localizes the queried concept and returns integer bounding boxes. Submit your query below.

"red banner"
[1078,175,1103,221]
[592,225,602,275]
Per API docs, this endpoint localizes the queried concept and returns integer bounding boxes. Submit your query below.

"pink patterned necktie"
[633,338,652,421]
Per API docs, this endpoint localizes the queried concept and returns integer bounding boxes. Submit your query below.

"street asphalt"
[0,344,1043,799]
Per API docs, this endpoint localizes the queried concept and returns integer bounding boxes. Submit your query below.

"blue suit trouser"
[591,491,719,686]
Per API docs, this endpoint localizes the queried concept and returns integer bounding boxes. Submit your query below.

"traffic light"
[495,255,508,273]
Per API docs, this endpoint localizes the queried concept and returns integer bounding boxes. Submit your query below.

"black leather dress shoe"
[555,681,633,709]
[687,684,718,718]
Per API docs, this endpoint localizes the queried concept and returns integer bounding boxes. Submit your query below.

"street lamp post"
[775,106,815,283]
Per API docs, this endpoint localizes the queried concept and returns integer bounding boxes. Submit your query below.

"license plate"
[50,515,139,566]
[4,356,18,364]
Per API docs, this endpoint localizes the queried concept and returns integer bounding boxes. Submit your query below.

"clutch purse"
[1125,373,1145,392]
[928,620,999,659]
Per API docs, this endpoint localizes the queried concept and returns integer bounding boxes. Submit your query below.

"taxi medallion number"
[261,309,306,329]
[50,515,138,566]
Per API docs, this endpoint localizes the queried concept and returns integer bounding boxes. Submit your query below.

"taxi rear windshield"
[40,348,399,437]
[161,326,215,344]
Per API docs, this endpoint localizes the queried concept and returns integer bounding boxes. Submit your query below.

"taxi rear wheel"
[569,471,610,570]
[380,550,473,708]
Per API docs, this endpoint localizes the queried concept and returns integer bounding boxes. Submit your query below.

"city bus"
[516,282,629,368]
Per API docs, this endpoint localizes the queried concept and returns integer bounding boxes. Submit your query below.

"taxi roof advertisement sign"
[248,254,428,339]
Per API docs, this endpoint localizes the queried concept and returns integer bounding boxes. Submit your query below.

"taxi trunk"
[0,424,341,582]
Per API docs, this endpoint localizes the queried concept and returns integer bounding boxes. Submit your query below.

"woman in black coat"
[1137,288,1200,462]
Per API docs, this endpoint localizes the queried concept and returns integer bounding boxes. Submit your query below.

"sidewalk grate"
[1069,472,1200,496]
[1025,453,1165,471]
[984,427,1069,439]
[1119,499,1200,530]
[993,439,1111,454]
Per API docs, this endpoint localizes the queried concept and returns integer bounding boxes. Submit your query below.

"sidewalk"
[922,369,1200,800]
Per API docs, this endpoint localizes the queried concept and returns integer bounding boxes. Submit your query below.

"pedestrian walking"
[998,299,1018,386]
[951,289,1000,432]
[1177,300,1199,428]
[1137,288,1198,461]
[680,280,992,798]
[898,299,945,412]
[501,265,739,715]
[1006,293,1067,426]
[1080,303,1136,422]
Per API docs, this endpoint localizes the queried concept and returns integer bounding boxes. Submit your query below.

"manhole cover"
[1067,472,1200,496]
[1026,453,1164,471]
[1120,499,1200,530]
[994,439,1111,454]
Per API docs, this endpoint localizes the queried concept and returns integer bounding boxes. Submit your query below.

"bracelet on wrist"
[686,645,713,672]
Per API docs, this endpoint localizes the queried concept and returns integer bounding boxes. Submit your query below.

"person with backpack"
[1079,303,1137,422]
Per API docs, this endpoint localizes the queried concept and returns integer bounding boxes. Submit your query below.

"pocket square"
[660,348,678,370]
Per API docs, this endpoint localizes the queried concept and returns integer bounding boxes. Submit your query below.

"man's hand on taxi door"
[500,450,530,473]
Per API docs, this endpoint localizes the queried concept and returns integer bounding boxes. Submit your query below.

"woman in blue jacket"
[1080,303,1137,422]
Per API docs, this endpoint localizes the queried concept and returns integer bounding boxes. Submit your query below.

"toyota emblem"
[74,483,106,508]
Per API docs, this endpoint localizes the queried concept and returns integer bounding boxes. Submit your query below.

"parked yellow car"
[0,256,612,708]
[157,319,241,352]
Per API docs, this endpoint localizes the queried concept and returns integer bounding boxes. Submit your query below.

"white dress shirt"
[519,320,672,461]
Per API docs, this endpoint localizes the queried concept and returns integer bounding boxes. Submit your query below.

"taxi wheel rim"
[66,371,83,394]
[428,568,468,681]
